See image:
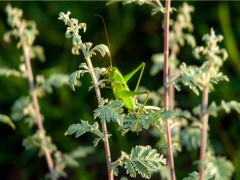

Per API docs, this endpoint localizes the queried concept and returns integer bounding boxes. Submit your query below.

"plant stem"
[169,67,175,110]
[163,0,176,180]
[199,87,209,180]
[22,44,56,180]
[80,44,113,180]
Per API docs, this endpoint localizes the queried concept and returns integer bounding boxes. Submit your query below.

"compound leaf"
[94,100,124,125]
[205,156,234,180]
[114,145,166,179]
[183,171,199,180]
[65,120,104,146]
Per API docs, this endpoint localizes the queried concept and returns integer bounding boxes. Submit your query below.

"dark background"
[0,1,240,179]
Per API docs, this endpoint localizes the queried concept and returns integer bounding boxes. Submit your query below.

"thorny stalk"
[80,44,114,180]
[163,0,176,179]
[21,42,56,180]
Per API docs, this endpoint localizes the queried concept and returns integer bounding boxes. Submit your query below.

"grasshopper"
[96,15,149,128]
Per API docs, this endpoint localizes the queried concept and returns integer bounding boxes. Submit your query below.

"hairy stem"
[80,44,113,180]
[163,0,176,179]
[22,44,56,180]
[199,87,209,180]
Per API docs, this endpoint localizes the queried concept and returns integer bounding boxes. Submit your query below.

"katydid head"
[102,66,118,82]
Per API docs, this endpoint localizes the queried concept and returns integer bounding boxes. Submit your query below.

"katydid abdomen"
[108,67,136,112]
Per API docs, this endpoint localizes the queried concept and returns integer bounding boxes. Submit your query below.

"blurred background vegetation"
[0,1,239,180]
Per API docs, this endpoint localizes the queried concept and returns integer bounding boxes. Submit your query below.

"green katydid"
[96,15,149,128]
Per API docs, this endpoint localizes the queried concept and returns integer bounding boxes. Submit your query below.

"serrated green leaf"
[210,72,229,85]
[11,96,36,127]
[90,44,109,57]
[205,156,234,180]
[206,101,240,118]
[119,109,173,134]
[23,131,57,156]
[115,145,166,179]
[94,100,124,125]
[47,74,69,87]
[31,45,45,62]
[65,120,104,146]
[174,63,205,95]
[39,74,69,94]
[184,34,196,48]
[68,146,94,159]
[65,120,91,138]
[112,166,119,176]
[0,114,15,129]
[119,114,142,134]
[208,102,218,117]
[63,154,79,167]
[0,67,22,77]
[125,159,137,178]
[68,70,82,91]
[181,127,201,151]
[150,53,164,76]
[183,171,199,180]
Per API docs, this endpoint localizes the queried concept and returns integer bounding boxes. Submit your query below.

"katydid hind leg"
[119,90,150,133]
[123,62,145,92]
[118,90,148,98]
[134,91,150,133]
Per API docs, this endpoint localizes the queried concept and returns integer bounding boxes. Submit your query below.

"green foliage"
[22,131,57,156]
[11,96,37,127]
[58,11,109,58]
[68,70,82,91]
[0,114,15,129]
[150,53,164,76]
[89,44,110,58]
[123,0,165,15]
[2,2,238,180]
[211,100,240,116]
[65,120,104,147]
[172,63,203,95]
[119,108,174,134]
[36,74,69,95]
[192,100,240,118]
[107,0,165,15]
[2,5,92,180]
[183,171,199,180]
[171,29,229,95]
[181,125,201,151]
[4,4,42,56]
[112,145,166,179]
[0,67,22,77]
[94,100,124,125]
[205,155,235,180]
[182,154,234,180]
[53,146,94,179]
[150,3,195,76]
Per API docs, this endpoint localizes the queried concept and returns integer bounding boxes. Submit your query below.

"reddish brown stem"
[163,0,176,180]
[22,44,56,180]
[199,87,209,180]
[81,44,113,180]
